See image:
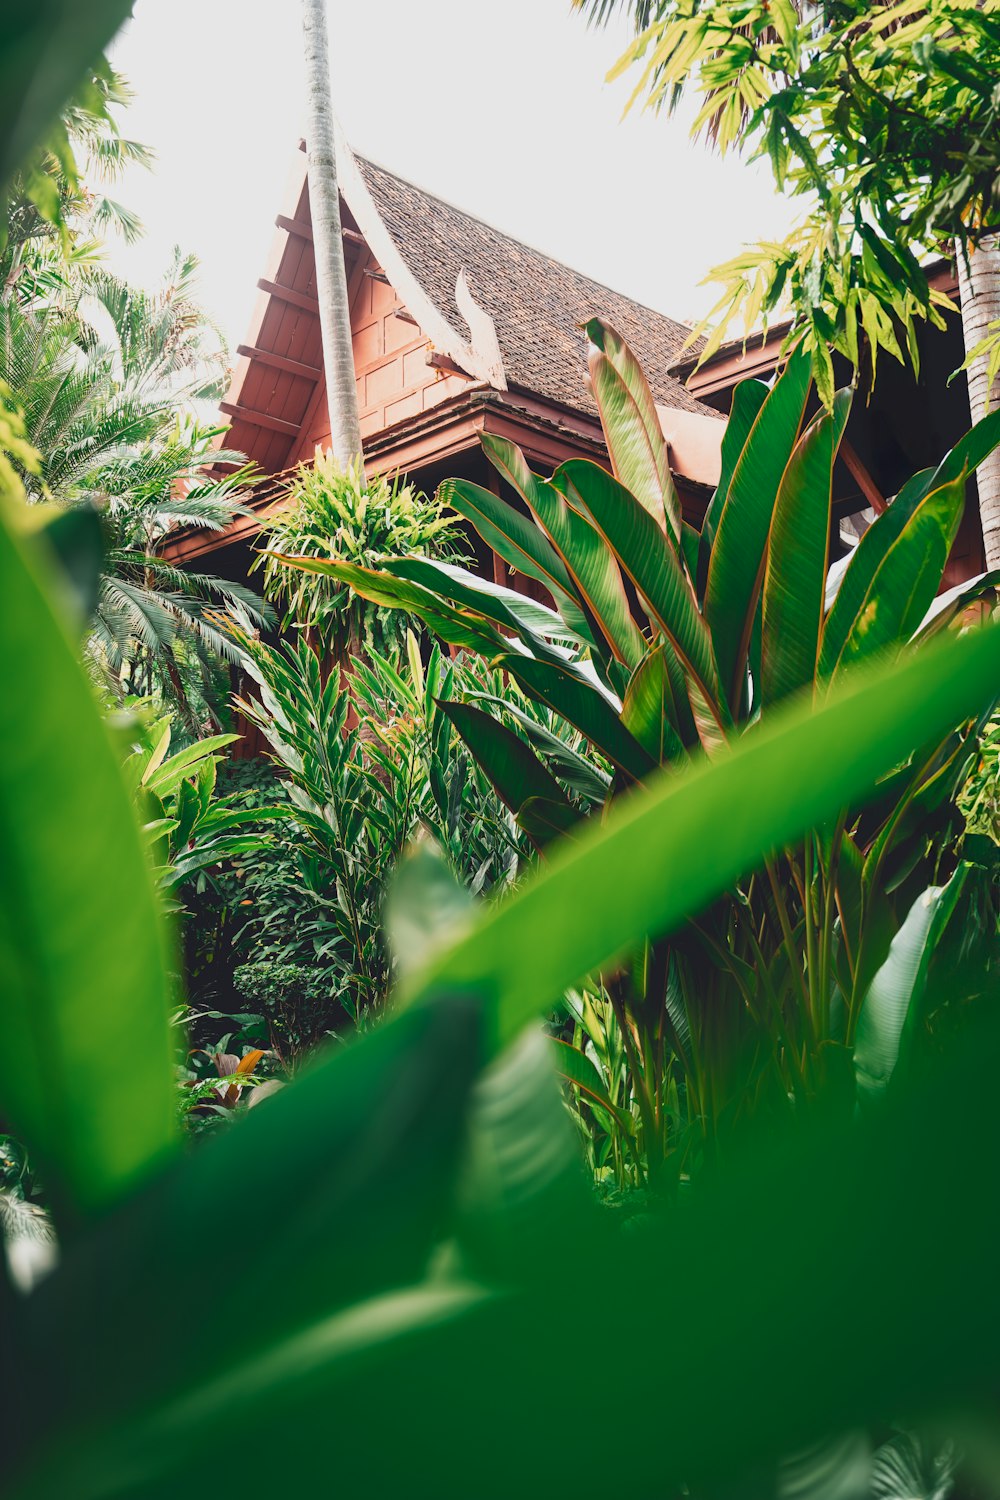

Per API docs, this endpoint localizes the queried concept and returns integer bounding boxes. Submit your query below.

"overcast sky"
[105,0,795,351]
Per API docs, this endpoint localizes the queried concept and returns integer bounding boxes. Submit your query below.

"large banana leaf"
[0,499,175,1223]
[466,693,612,803]
[585,316,682,544]
[271,556,512,657]
[822,406,1000,674]
[495,650,656,780]
[386,555,584,646]
[482,433,647,670]
[705,346,812,710]
[439,699,580,848]
[697,376,770,596]
[557,457,726,729]
[621,645,688,762]
[437,476,595,644]
[822,474,966,682]
[761,390,852,707]
[398,621,1000,1051]
[853,868,968,1104]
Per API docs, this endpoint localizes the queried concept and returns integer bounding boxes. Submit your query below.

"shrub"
[259,455,462,661]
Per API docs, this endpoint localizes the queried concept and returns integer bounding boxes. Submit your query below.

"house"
[167,139,986,598]
[164,137,727,588]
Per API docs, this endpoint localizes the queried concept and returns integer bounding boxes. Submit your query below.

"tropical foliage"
[4,8,1000,1500]
[0,48,268,729]
[577,0,1000,401]
[228,627,580,1022]
[261,453,461,661]
[284,319,1000,1176]
[4,431,1000,1496]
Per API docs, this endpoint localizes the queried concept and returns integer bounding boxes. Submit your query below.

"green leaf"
[0,0,134,193]
[823,407,1000,673]
[21,1001,1000,1500]
[762,390,852,707]
[277,557,509,658]
[439,700,579,847]
[399,622,1000,1053]
[551,1037,636,1138]
[482,434,647,671]
[437,476,594,643]
[584,317,682,544]
[0,496,175,1222]
[823,474,966,683]
[621,646,687,763]
[705,346,812,711]
[142,735,238,798]
[458,1025,595,1281]
[496,650,657,782]
[385,556,582,646]
[698,378,770,598]
[15,503,104,634]
[556,458,726,732]
[853,868,968,1105]
[14,996,483,1467]
[466,694,612,804]
[386,841,476,984]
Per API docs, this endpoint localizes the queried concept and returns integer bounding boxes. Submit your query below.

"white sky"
[105,0,795,352]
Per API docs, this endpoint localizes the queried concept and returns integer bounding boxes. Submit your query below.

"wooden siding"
[287,246,471,465]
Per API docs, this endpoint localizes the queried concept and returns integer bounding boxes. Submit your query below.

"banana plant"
[277,324,1000,1172]
[7,16,1000,1499]
[5,466,1000,1498]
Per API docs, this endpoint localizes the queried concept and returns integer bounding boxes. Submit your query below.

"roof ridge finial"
[455,269,507,391]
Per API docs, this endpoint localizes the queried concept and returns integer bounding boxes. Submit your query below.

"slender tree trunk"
[957,233,1000,569]
[300,0,363,468]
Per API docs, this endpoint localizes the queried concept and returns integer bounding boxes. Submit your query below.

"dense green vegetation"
[1,5,1000,1499]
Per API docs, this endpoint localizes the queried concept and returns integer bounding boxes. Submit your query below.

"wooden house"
[164,137,727,588]
[167,138,986,600]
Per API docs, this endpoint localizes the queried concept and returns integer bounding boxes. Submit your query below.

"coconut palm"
[300,0,362,466]
[0,267,268,725]
[1,59,152,303]
[89,419,269,723]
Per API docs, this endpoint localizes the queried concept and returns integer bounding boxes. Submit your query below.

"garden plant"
[2,5,1000,1500]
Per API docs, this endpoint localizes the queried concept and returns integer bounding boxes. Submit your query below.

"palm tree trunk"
[957,233,1000,569]
[300,0,363,468]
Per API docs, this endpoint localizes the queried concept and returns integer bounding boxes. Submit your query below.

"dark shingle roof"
[356,156,712,418]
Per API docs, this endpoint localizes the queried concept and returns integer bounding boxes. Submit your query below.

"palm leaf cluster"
[0,231,267,724]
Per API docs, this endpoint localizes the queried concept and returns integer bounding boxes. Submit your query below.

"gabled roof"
[353,154,709,417]
[217,138,716,480]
